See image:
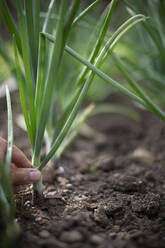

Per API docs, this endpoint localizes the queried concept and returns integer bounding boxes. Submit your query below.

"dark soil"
[1,93,165,248]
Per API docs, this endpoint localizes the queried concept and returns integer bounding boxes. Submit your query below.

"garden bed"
[1,93,165,248]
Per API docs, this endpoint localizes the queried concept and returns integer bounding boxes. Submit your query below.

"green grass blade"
[24,0,38,82]
[55,0,81,91]
[24,0,34,59]
[109,14,147,50]
[96,14,147,66]
[13,37,33,148]
[3,87,15,219]
[55,0,81,94]
[65,0,81,34]
[35,33,46,124]
[17,0,36,145]
[0,181,10,218]
[73,0,101,27]
[0,163,20,243]
[42,0,56,32]
[33,0,40,66]
[75,0,118,88]
[33,0,67,165]
[89,0,117,62]
[5,87,13,173]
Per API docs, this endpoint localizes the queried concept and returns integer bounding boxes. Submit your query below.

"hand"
[0,137,41,186]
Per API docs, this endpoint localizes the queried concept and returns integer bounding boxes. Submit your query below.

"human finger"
[0,137,32,168]
[12,145,32,168]
[10,168,41,185]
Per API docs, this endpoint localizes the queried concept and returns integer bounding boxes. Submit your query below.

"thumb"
[10,168,41,185]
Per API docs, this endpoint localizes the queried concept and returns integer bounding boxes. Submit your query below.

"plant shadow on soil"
[1,93,165,248]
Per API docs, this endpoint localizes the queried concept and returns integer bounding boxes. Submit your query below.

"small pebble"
[57,176,69,185]
[35,217,42,222]
[55,166,65,175]
[60,230,83,243]
[66,183,73,189]
[74,195,87,201]
[46,191,56,197]
[90,235,103,244]
[130,148,155,165]
[109,232,117,239]
[104,199,123,216]
[35,217,49,225]
[39,230,50,238]
[95,154,114,172]
[110,174,145,192]
[93,207,109,227]
[24,200,31,208]
[85,203,98,210]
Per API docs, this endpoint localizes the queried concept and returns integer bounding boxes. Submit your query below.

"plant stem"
[33,176,43,194]
[32,154,40,168]
[32,155,43,195]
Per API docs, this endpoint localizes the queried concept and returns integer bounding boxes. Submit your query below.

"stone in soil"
[93,206,110,227]
[60,230,83,243]
[110,173,145,192]
[130,148,155,165]
[39,230,50,238]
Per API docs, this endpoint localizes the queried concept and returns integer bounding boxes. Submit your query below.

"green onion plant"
[0,0,147,196]
[41,2,141,158]
[0,87,20,248]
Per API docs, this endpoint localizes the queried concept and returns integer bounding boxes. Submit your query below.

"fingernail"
[29,170,41,182]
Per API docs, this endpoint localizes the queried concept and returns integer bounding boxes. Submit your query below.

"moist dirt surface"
[1,93,165,248]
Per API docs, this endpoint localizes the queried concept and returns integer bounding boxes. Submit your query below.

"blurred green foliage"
[116,0,165,106]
